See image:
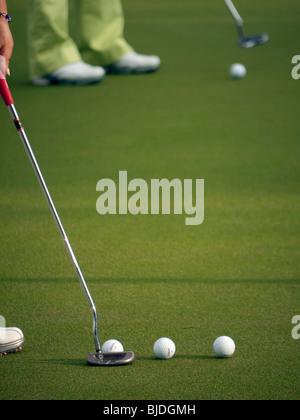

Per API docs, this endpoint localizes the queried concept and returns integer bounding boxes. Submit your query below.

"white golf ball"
[213,336,235,358]
[102,339,124,353]
[229,63,247,79]
[154,337,176,359]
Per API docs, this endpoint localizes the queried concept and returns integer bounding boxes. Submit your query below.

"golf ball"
[229,63,247,79]
[102,339,124,353]
[213,336,236,358]
[153,337,176,360]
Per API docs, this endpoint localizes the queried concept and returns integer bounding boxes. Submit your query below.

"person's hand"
[0,18,13,75]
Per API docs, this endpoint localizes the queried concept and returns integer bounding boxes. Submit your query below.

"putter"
[224,0,269,48]
[0,58,135,367]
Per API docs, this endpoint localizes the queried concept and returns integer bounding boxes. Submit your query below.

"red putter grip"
[0,77,14,106]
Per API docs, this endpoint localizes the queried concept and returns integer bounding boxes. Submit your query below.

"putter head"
[238,33,269,48]
[87,351,135,366]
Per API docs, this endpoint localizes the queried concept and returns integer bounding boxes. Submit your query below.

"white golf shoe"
[107,51,161,74]
[0,327,25,355]
[32,61,106,86]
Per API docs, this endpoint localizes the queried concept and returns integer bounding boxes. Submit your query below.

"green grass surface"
[1,0,299,400]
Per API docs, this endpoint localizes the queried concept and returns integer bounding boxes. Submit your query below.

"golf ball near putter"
[213,336,236,358]
[229,63,247,79]
[102,339,124,353]
[154,337,176,359]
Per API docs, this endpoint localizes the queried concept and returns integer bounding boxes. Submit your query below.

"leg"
[27,0,81,79]
[78,0,132,66]
[78,0,160,73]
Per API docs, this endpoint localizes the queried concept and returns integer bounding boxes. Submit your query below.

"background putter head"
[87,351,135,366]
[238,33,269,48]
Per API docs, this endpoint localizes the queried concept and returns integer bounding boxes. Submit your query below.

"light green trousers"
[27,0,133,79]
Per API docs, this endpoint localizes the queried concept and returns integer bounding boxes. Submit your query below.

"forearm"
[0,0,7,14]
[0,0,13,75]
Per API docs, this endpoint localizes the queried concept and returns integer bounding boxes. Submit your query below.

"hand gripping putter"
[0,60,135,366]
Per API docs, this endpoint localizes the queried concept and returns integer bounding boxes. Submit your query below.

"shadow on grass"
[2,277,299,285]
[138,355,216,361]
[42,354,218,367]
[41,358,88,367]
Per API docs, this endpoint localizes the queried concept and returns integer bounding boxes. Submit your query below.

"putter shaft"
[224,0,244,37]
[7,103,101,353]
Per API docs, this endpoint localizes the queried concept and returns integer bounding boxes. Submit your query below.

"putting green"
[0,0,299,401]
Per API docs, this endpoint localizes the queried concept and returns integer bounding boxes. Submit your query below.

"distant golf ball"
[229,63,247,79]
[213,336,236,358]
[154,337,176,360]
[102,339,124,353]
